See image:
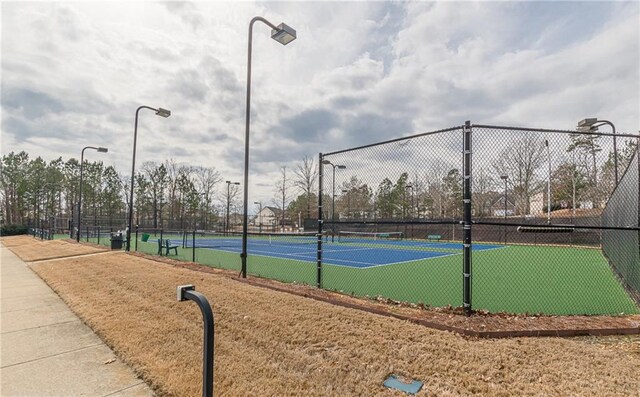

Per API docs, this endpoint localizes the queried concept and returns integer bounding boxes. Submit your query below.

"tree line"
[322,133,639,222]
[0,151,322,232]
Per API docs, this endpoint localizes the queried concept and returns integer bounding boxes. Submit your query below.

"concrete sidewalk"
[0,243,154,396]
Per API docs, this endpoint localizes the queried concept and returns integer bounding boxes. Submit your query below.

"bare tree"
[193,166,222,230]
[492,134,546,215]
[293,156,318,219]
[273,166,293,231]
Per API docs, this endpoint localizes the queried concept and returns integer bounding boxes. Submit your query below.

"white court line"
[210,245,463,269]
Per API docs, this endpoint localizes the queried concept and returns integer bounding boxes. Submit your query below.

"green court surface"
[91,234,638,316]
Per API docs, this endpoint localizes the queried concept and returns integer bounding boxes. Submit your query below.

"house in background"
[253,206,284,230]
[491,195,516,217]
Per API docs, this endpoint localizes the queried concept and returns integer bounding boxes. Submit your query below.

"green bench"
[157,239,179,256]
[427,234,442,242]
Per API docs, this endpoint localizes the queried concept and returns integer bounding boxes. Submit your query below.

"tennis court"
[125,230,638,315]
[182,232,482,268]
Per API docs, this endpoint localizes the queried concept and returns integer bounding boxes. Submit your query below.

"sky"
[1,1,639,207]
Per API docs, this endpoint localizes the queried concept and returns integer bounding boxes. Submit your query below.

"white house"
[254,206,283,228]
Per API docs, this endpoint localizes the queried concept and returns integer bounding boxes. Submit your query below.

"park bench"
[157,239,179,256]
[427,234,442,242]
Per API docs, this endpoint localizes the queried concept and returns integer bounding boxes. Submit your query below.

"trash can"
[141,233,150,242]
[110,233,123,250]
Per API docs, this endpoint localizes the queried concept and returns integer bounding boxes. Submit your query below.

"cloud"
[1,1,638,205]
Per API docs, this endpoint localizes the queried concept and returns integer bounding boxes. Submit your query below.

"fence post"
[135,225,139,251]
[193,230,196,262]
[86,226,89,242]
[98,226,101,245]
[462,121,473,316]
[317,153,324,288]
[159,229,164,256]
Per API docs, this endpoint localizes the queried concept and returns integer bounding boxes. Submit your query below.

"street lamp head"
[271,23,296,45]
[155,108,171,118]
[322,160,332,165]
[342,189,348,193]
[337,165,346,169]
[576,118,598,132]
[97,147,108,153]
[577,118,598,128]
[254,201,260,205]
[500,175,508,180]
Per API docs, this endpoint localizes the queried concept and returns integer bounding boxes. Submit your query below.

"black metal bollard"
[177,285,214,397]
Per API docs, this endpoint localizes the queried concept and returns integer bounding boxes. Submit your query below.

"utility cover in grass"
[383,374,423,394]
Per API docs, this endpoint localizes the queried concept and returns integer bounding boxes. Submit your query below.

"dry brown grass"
[23,247,640,397]
[2,236,107,261]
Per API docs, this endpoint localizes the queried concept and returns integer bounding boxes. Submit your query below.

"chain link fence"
[602,149,640,304]
[318,123,639,315]
[77,122,639,316]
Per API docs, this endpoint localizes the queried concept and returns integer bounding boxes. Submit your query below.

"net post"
[317,152,324,289]
[462,120,473,317]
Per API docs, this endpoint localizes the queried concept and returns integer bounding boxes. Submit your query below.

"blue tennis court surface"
[186,237,503,269]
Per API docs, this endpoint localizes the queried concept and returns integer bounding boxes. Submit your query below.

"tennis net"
[185,231,327,249]
[338,231,404,243]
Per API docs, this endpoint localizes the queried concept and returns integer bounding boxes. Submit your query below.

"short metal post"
[177,285,214,397]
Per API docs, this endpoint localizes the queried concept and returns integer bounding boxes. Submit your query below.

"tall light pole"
[126,106,171,251]
[577,118,618,184]
[321,160,346,242]
[405,184,414,238]
[254,201,263,233]
[545,140,551,224]
[500,175,508,245]
[342,189,350,219]
[241,17,296,278]
[77,146,108,242]
[226,181,240,235]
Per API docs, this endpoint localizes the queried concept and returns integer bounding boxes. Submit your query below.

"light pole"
[77,146,108,242]
[253,201,263,233]
[405,184,414,238]
[500,175,508,245]
[126,106,171,251]
[321,160,346,242]
[241,17,296,278]
[226,181,240,235]
[342,189,350,219]
[545,140,551,224]
[577,118,618,184]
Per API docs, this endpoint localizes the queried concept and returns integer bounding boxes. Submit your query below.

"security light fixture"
[155,108,171,118]
[576,117,618,184]
[271,23,297,45]
[97,147,108,153]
